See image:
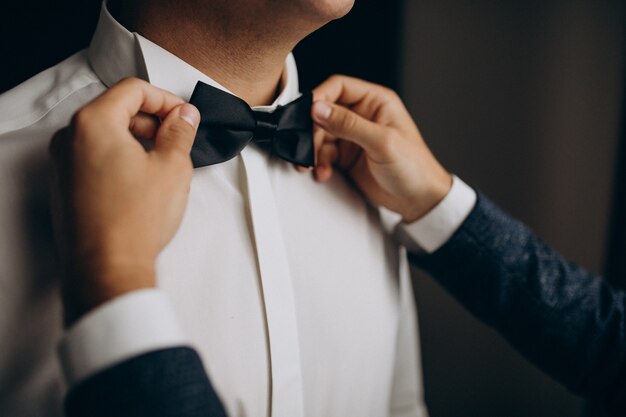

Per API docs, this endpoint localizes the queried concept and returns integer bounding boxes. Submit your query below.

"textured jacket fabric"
[409,192,626,414]
[65,348,227,417]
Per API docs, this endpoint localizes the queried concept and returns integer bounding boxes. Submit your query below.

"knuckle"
[327,74,349,89]
[118,76,144,88]
[381,86,399,100]
[340,111,357,132]
[70,110,97,143]
[71,108,91,129]
[164,120,193,138]
[327,74,344,84]
[389,89,401,101]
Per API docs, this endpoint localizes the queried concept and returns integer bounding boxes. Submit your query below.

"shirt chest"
[157,148,403,416]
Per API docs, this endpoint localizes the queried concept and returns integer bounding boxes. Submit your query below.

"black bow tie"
[188,81,314,168]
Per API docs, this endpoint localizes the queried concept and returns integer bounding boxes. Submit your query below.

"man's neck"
[116,1,312,107]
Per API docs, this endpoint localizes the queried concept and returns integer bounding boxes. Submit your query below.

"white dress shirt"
[0,1,482,416]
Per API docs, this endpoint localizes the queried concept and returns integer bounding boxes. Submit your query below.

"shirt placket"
[239,148,305,417]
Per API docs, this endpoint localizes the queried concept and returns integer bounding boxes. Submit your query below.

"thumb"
[154,103,200,157]
[312,100,391,161]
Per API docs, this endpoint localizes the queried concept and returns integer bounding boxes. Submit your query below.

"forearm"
[65,347,228,417]
[60,290,228,417]
[408,193,626,408]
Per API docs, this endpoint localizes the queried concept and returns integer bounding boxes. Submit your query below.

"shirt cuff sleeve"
[396,175,477,254]
[58,289,188,388]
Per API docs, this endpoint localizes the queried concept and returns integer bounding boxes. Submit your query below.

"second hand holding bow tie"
[188,81,315,168]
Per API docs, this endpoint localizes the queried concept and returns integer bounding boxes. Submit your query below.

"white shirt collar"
[88,0,300,108]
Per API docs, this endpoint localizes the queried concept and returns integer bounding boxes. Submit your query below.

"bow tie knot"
[253,111,279,143]
[188,81,314,168]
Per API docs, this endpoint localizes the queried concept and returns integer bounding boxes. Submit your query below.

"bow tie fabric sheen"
[188,81,315,168]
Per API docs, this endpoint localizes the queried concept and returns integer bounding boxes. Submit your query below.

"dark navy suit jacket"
[64,347,227,417]
[64,192,626,416]
[410,193,626,414]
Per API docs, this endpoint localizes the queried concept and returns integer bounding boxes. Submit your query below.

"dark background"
[2,1,625,416]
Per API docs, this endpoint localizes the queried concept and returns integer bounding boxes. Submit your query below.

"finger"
[314,125,338,143]
[313,74,390,107]
[129,112,160,140]
[315,165,333,182]
[313,125,328,161]
[154,103,200,159]
[314,143,339,182]
[294,126,328,173]
[312,100,392,162]
[317,142,339,168]
[80,78,185,129]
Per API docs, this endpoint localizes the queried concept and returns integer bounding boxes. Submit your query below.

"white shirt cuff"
[397,175,477,253]
[58,289,188,388]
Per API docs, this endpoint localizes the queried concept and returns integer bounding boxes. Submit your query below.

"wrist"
[401,171,453,223]
[62,254,157,326]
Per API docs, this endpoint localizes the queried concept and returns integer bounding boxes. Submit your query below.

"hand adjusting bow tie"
[188,81,314,168]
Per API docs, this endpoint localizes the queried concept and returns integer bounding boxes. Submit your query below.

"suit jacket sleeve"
[408,192,626,414]
[65,347,228,417]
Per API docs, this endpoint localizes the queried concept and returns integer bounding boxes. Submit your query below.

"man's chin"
[302,0,356,23]
[331,0,356,20]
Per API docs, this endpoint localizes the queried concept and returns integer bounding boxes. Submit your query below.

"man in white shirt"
[50,67,626,415]
[0,1,449,416]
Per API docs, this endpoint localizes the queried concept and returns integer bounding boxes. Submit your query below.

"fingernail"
[180,103,200,128]
[313,101,332,120]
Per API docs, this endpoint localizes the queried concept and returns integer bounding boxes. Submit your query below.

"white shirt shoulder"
[0,50,103,137]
